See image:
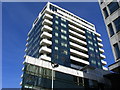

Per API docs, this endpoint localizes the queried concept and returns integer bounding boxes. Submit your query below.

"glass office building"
[21,2,111,89]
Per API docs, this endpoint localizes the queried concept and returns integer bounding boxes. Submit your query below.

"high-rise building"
[98,0,120,73]
[21,2,111,89]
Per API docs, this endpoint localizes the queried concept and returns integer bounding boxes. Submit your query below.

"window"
[89,47,94,51]
[61,18,66,22]
[61,35,67,40]
[103,7,109,18]
[100,0,103,4]
[108,2,119,14]
[108,23,114,37]
[98,62,101,66]
[90,53,95,57]
[62,50,68,55]
[87,30,91,34]
[55,33,58,37]
[88,41,93,45]
[113,43,120,59]
[55,26,58,30]
[61,23,66,28]
[55,20,59,24]
[55,16,59,19]
[88,36,92,39]
[55,39,58,44]
[61,42,67,47]
[91,60,96,65]
[54,54,58,59]
[55,46,58,50]
[113,17,120,33]
[93,38,96,41]
[94,43,97,47]
[61,29,67,34]
[96,49,98,53]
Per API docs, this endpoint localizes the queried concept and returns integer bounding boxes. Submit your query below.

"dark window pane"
[114,43,120,59]
[103,8,109,18]
[100,0,103,4]
[108,2,119,14]
[113,17,120,33]
[108,23,114,37]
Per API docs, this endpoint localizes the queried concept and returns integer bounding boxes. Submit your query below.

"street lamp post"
[51,62,59,90]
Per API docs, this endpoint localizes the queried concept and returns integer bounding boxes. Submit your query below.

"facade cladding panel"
[21,2,110,89]
[85,30,102,69]
[99,0,120,62]
[51,14,71,67]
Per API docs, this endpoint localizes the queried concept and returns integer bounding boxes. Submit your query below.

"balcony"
[41,25,52,32]
[97,37,102,42]
[21,74,23,78]
[26,42,28,47]
[69,24,85,35]
[98,43,103,48]
[43,13,53,20]
[25,48,27,52]
[102,66,108,71]
[70,56,89,65]
[42,19,53,26]
[40,39,52,46]
[26,37,29,41]
[39,54,51,61]
[69,35,87,46]
[70,49,89,59]
[70,42,88,52]
[95,32,101,37]
[100,54,106,59]
[20,81,22,86]
[24,54,26,59]
[22,67,24,71]
[69,29,86,40]
[39,46,51,54]
[99,48,104,53]
[101,60,107,65]
[41,32,52,39]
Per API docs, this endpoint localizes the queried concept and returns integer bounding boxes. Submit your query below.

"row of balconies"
[25,11,107,67]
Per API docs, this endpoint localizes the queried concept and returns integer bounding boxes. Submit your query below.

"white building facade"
[98,0,120,73]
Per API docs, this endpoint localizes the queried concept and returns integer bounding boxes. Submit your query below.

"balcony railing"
[70,56,89,65]
[41,25,52,32]
[101,60,107,65]
[39,54,51,61]
[43,13,53,20]
[100,54,106,59]
[39,46,51,54]
[70,42,88,52]
[40,39,52,46]
[70,49,89,59]
[41,32,52,39]
[69,24,85,35]
[69,35,87,46]
[42,19,53,26]
[69,29,86,40]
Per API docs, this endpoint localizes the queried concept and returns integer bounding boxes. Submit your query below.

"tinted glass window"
[108,23,114,37]
[113,17,120,33]
[103,8,109,18]
[108,2,119,14]
[114,43,120,59]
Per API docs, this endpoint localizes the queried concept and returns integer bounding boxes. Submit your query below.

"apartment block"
[21,2,111,89]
